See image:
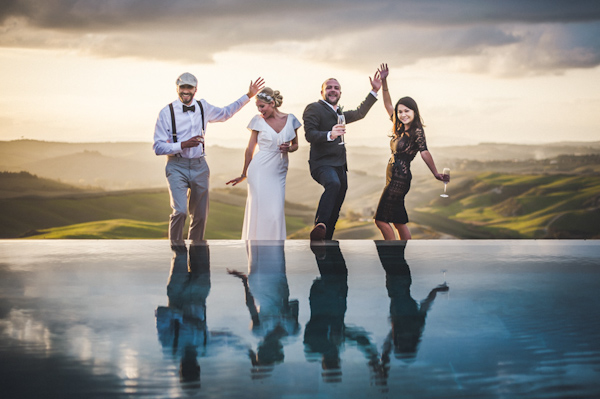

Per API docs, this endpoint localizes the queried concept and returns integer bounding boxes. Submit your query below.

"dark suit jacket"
[303,93,377,172]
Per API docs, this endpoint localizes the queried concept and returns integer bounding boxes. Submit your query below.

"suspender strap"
[167,100,205,144]
[168,103,178,143]
[196,100,205,133]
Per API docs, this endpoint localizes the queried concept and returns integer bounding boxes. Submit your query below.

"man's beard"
[179,93,194,105]
[324,96,339,106]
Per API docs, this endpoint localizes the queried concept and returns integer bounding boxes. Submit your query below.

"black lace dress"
[374,128,428,223]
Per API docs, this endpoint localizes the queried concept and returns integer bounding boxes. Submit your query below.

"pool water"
[1,240,599,398]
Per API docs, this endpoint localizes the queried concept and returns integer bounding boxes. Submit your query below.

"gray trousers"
[165,156,210,244]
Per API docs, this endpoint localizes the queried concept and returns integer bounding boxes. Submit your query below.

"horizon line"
[2,138,600,148]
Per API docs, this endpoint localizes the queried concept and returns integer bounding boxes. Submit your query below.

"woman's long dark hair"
[392,96,424,139]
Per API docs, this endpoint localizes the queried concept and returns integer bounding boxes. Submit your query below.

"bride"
[226,88,301,240]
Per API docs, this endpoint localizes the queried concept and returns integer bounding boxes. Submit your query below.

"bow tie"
[183,105,195,113]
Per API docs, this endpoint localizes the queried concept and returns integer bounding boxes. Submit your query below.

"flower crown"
[257,92,274,102]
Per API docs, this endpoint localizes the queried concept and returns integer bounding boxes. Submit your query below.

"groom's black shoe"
[310,223,326,241]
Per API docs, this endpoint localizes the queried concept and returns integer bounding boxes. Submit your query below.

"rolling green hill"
[1,188,171,238]
[0,171,94,198]
[2,191,312,240]
[1,171,598,239]
[414,173,600,238]
[0,172,313,239]
[21,219,169,239]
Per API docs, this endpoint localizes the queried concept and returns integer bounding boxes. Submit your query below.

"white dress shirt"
[153,95,250,158]
[321,91,378,141]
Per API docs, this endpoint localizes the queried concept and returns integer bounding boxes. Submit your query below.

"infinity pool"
[1,240,599,398]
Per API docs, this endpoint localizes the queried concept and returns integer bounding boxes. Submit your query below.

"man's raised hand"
[370,70,382,93]
[247,77,266,98]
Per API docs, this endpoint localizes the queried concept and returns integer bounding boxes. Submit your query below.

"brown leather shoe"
[310,223,326,241]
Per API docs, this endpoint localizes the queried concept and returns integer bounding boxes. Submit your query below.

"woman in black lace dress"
[374,64,447,240]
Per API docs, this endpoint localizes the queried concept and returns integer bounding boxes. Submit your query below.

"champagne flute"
[277,134,283,160]
[337,113,346,145]
[279,138,290,160]
[440,168,450,198]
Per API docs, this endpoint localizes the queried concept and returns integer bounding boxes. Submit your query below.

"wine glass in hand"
[337,114,346,145]
[279,139,290,160]
[440,168,450,198]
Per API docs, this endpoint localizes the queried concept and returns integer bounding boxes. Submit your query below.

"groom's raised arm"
[344,70,381,124]
[344,92,378,124]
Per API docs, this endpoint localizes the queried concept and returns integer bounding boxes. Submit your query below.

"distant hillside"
[442,154,600,175]
[2,139,599,194]
[20,150,166,190]
[1,189,171,238]
[2,139,599,240]
[0,171,93,198]
[1,171,598,239]
[433,141,600,162]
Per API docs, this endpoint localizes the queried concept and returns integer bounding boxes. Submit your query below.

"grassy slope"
[415,173,600,238]
[6,196,311,240]
[1,190,170,238]
[24,219,169,239]
[0,171,91,198]
[3,171,599,239]
[0,177,313,239]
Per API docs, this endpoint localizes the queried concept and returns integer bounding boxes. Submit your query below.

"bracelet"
[240,174,246,178]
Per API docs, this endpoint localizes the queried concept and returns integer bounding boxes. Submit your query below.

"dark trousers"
[311,165,348,240]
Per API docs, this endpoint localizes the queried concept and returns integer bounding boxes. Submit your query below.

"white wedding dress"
[242,114,301,240]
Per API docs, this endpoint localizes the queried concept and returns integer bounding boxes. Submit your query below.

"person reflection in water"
[304,241,347,383]
[228,241,300,379]
[376,241,448,364]
[155,244,211,390]
[304,241,390,385]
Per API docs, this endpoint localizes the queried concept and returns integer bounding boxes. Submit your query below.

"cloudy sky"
[1,0,599,148]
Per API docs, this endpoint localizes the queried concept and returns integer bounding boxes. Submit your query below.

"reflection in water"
[156,243,248,392]
[228,241,300,379]
[304,241,388,385]
[304,242,348,383]
[155,244,211,389]
[2,240,599,398]
[303,241,449,387]
[376,241,449,363]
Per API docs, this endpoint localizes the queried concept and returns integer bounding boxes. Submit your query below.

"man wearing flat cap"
[154,73,265,248]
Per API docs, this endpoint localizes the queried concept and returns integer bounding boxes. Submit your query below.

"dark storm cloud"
[2,0,600,28]
[1,0,600,73]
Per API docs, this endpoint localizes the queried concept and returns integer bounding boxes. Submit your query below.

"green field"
[1,171,598,239]
[1,190,170,238]
[2,192,311,240]
[414,173,600,239]
[0,172,313,239]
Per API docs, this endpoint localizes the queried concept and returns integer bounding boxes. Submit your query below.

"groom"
[153,72,264,248]
[303,72,382,240]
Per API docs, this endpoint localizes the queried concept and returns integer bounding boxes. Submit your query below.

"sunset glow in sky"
[1,0,599,148]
